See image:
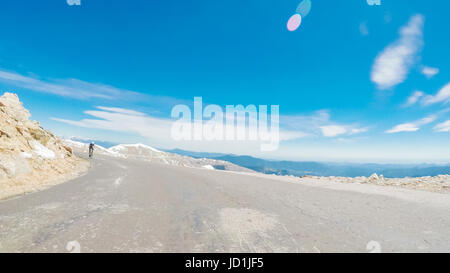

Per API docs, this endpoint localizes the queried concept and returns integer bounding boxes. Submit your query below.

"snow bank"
[20,152,33,159]
[32,141,56,159]
[109,143,161,153]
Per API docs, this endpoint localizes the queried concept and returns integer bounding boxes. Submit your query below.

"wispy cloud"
[403,90,424,107]
[421,66,439,79]
[320,125,368,137]
[280,110,330,134]
[51,107,173,144]
[95,106,147,116]
[434,120,450,132]
[320,125,347,137]
[385,115,436,133]
[51,106,307,153]
[371,14,424,90]
[422,82,450,106]
[0,70,147,100]
[51,103,372,156]
[0,68,193,115]
[402,83,450,107]
[281,110,368,138]
[349,127,369,134]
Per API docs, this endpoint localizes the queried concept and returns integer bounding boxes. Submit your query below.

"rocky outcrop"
[0,93,88,199]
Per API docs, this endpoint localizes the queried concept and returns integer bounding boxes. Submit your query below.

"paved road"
[1,155,450,253]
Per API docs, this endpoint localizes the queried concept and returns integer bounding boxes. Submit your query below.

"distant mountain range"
[67,140,450,178]
[167,149,450,178]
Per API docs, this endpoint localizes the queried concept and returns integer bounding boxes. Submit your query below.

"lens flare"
[287,0,311,32]
[287,14,302,31]
[296,0,312,18]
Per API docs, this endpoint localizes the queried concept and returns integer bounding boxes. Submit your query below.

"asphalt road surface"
[1,155,450,253]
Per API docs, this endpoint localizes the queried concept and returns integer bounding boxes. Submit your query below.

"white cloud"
[95,106,147,116]
[422,82,450,106]
[51,106,306,153]
[403,90,424,107]
[335,136,368,144]
[320,125,347,137]
[386,123,420,133]
[280,110,330,136]
[0,70,142,100]
[53,105,371,156]
[0,69,188,110]
[52,107,172,143]
[281,110,368,138]
[371,14,424,90]
[385,115,436,133]
[434,120,450,132]
[319,125,368,138]
[349,127,369,134]
[421,66,439,79]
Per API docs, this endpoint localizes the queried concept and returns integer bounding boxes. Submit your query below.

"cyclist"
[88,142,95,158]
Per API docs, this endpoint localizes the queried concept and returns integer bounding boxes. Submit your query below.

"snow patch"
[63,139,86,148]
[32,141,55,159]
[109,143,161,153]
[20,152,32,159]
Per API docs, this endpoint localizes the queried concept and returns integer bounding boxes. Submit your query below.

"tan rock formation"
[0,93,88,200]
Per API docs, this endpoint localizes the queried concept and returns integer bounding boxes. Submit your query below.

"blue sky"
[0,0,449,163]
